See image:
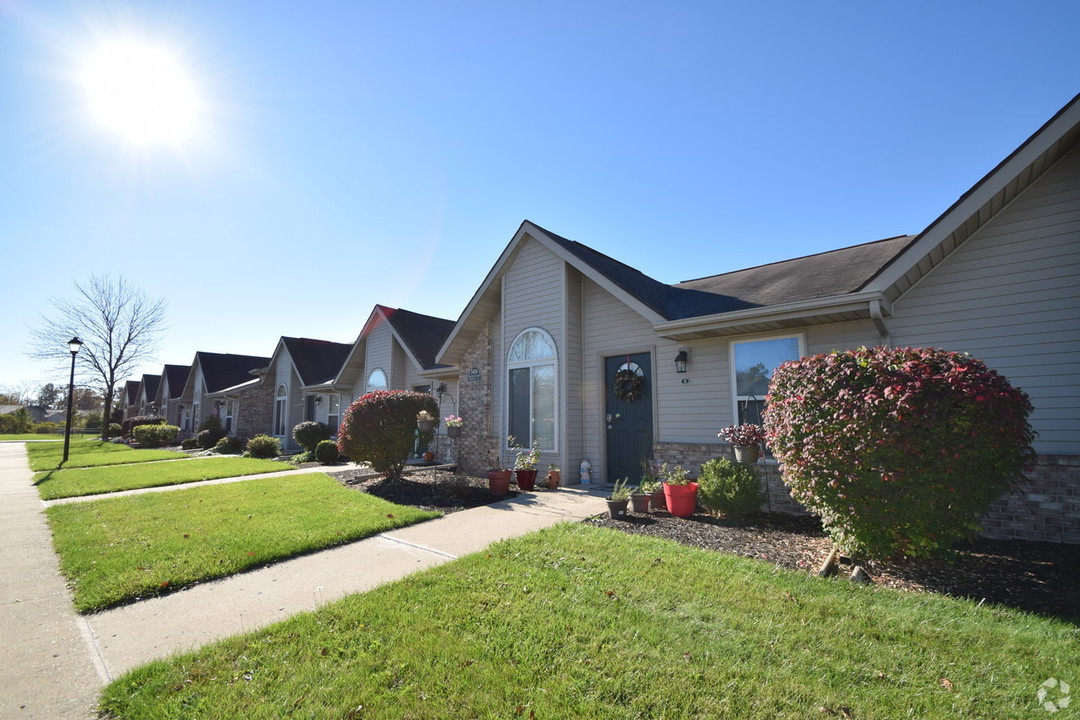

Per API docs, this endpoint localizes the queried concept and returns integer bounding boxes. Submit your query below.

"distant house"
[178,352,272,439]
[121,381,141,420]
[437,94,1080,543]
[264,337,353,452]
[265,306,458,452]
[134,374,161,417]
[153,364,191,430]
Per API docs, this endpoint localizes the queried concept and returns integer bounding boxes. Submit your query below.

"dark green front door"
[604,353,653,485]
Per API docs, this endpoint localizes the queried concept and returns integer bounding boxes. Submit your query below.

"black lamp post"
[62,336,83,464]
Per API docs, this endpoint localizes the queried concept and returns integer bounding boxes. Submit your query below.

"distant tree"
[28,275,167,440]
[36,383,62,408]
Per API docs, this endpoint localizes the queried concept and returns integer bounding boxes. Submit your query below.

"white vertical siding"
[365,321,393,388]
[564,266,584,478]
[888,145,1080,454]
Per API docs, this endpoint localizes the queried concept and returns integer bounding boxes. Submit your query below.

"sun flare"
[82,42,198,144]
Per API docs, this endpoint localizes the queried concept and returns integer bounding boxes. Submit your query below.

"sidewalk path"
[1,443,607,716]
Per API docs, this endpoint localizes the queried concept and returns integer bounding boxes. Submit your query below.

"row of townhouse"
[124,94,1079,543]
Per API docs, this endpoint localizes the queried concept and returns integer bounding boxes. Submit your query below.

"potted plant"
[642,460,666,510]
[717,423,766,464]
[486,449,512,496]
[509,436,540,491]
[416,410,436,433]
[660,463,699,517]
[606,477,632,519]
[629,483,650,513]
[443,414,463,439]
[546,464,561,490]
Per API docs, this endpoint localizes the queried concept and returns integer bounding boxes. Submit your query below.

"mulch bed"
[335,469,1078,622]
[587,509,1080,623]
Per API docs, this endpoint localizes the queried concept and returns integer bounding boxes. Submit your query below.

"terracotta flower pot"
[630,493,651,513]
[648,490,667,510]
[663,481,699,517]
[515,469,537,491]
[487,470,512,495]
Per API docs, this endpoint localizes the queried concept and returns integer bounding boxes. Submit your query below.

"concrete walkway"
[0,443,607,719]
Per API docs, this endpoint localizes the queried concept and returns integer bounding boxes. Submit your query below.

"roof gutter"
[653,291,890,340]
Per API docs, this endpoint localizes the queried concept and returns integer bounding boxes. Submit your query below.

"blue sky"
[2,0,1078,394]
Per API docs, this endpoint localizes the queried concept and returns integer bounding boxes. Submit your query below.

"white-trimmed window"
[367,369,388,393]
[223,400,237,433]
[730,334,803,425]
[273,384,288,437]
[507,327,557,451]
[327,394,340,435]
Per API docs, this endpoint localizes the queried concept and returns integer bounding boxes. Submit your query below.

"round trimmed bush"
[246,434,281,459]
[764,346,1036,559]
[180,437,200,450]
[698,457,763,517]
[292,421,331,453]
[338,390,438,478]
[315,439,340,464]
[212,436,243,455]
[106,423,123,439]
[122,415,166,436]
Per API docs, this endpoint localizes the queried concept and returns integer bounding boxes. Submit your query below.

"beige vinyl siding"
[499,238,566,467]
[273,349,304,451]
[888,144,1080,454]
[564,266,584,478]
[365,322,394,389]
[805,319,881,356]
[579,276,669,481]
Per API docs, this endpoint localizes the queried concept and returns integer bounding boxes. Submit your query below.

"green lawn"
[0,433,65,441]
[99,524,1076,720]
[35,456,287,500]
[26,439,184,470]
[47,473,440,613]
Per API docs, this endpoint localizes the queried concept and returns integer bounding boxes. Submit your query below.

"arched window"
[367,368,388,393]
[273,384,288,437]
[507,328,557,451]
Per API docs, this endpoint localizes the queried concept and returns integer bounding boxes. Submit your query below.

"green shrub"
[315,439,340,464]
[698,457,763,517]
[121,415,166,436]
[132,424,180,448]
[764,346,1036,559]
[106,423,123,438]
[196,415,226,449]
[338,391,437,478]
[292,421,331,452]
[34,422,64,434]
[180,437,200,450]
[0,409,33,434]
[212,436,244,455]
[246,434,281,459]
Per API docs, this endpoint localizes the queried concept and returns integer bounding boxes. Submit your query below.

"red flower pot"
[515,469,537,491]
[663,481,699,517]
[487,470,512,495]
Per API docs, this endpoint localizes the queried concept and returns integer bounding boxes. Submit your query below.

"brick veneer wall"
[236,381,274,441]
[653,441,1080,545]
[454,323,496,475]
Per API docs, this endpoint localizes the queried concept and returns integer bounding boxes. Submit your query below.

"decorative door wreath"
[612,368,645,402]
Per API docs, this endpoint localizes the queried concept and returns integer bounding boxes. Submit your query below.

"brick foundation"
[454,322,496,475]
[653,441,1080,545]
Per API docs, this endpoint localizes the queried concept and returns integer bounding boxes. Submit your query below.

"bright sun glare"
[82,42,198,145]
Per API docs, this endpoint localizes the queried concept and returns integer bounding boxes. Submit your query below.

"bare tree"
[28,275,167,438]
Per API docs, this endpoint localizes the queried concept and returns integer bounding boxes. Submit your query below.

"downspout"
[870,299,890,347]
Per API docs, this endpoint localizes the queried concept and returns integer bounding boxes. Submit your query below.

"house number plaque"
[467,368,482,382]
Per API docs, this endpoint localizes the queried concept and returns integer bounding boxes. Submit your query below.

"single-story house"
[134,374,161,417]
[121,380,141,420]
[264,336,353,452]
[177,352,272,438]
[153,364,191,430]
[438,93,1080,543]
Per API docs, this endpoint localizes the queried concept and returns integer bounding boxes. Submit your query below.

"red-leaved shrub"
[338,391,437,478]
[764,346,1035,558]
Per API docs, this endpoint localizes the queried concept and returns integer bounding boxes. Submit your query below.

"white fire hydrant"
[579,459,591,484]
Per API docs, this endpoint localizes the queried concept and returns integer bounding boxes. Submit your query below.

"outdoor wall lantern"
[62,336,83,464]
[674,349,689,374]
[314,395,322,404]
